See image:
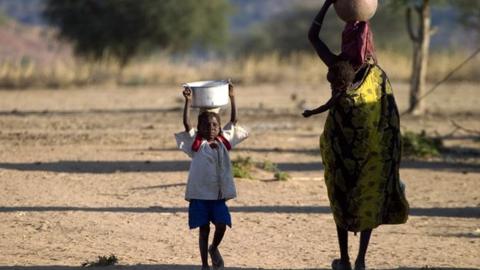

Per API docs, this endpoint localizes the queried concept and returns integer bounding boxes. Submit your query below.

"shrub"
[274,170,290,181]
[261,160,278,172]
[262,159,290,181]
[81,254,118,267]
[233,157,291,181]
[232,156,254,179]
[402,130,443,158]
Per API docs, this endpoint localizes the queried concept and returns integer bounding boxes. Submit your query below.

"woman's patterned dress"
[320,64,409,232]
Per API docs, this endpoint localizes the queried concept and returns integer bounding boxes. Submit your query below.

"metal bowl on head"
[334,0,378,22]
[184,80,229,109]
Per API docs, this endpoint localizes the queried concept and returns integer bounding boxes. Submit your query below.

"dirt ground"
[0,81,479,270]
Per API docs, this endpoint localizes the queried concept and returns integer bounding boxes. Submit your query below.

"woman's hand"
[228,79,235,98]
[183,86,192,101]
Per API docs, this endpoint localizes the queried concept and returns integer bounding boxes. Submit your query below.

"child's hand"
[302,110,313,118]
[228,79,235,97]
[183,86,192,100]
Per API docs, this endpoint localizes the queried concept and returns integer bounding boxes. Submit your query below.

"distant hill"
[0,0,73,65]
[0,0,45,25]
[0,0,311,30]
[0,0,290,27]
[0,0,475,63]
[0,18,71,65]
[229,0,316,32]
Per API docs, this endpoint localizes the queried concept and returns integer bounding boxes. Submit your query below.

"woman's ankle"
[355,259,365,267]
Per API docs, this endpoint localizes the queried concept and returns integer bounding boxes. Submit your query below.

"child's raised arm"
[228,80,237,124]
[302,90,343,118]
[182,86,193,131]
[308,0,337,67]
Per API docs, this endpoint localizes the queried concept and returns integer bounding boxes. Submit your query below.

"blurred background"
[1,1,479,267]
[0,0,479,89]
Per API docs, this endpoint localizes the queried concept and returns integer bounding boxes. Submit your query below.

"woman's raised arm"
[308,0,337,67]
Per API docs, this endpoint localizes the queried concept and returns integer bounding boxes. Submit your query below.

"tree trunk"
[407,0,430,115]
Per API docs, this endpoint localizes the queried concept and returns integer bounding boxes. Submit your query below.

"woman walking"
[305,1,409,269]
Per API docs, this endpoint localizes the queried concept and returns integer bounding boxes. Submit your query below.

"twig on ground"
[450,120,480,135]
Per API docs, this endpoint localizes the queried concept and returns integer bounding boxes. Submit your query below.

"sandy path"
[0,83,479,269]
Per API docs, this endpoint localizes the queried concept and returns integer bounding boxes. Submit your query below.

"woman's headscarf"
[340,21,376,69]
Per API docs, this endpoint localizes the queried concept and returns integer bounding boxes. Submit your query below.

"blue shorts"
[188,199,232,229]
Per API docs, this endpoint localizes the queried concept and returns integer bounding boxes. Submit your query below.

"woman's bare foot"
[354,260,366,270]
[332,258,352,270]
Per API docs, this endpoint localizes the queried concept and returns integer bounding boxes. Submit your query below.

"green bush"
[402,130,443,158]
[261,160,278,172]
[233,157,291,181]
[232,156,254,179]
[263,159,290,181]
[81,254,118,267]
[274,170,290,181]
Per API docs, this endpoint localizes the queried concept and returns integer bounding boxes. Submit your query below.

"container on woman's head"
[334,0,377,22]
[183,80,229,110]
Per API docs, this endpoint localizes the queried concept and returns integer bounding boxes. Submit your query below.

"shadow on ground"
[0,108,179,116]
[0,159,478,174]
[0,205,478,218]
[0,265,478,270]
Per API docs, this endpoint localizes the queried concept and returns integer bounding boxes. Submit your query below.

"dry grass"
[426,51,480,82]
[0,58,116,88]
[0,50,479,89]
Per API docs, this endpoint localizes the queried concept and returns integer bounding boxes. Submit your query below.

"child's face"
[327,70,349,91]
[198,116,220,141]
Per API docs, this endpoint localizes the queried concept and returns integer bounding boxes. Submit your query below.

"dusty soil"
[0,81,479,270]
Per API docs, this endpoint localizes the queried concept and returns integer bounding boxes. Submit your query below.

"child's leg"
[209,200,230,268]
[209,223,226,268]
[211,223,226,250]
[199,224,210,268]
[355,229,372,268]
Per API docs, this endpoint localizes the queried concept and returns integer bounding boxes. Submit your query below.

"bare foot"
[208,245,224,270]
[332,258,352,270]
[354,260,366,270]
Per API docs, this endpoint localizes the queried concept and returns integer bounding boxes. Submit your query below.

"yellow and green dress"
[320,64,409,232]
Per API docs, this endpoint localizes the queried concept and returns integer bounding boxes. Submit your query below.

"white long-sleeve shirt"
[175,122,249,201]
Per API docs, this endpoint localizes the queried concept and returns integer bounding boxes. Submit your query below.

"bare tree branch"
[450,120,480,135]
[406,7,420,42]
